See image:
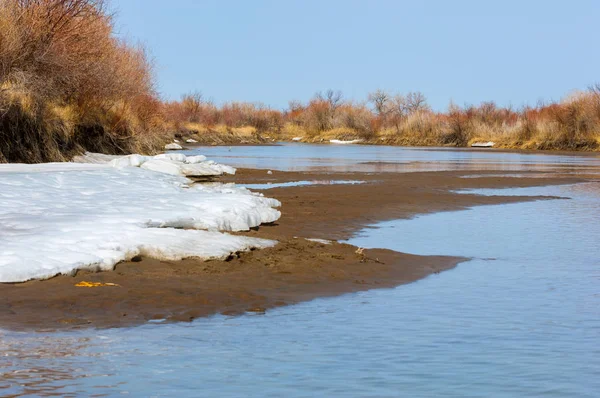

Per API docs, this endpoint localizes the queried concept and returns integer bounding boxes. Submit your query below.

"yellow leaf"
[75,281,120,288]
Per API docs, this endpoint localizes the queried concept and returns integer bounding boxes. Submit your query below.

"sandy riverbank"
[0,168,587,330]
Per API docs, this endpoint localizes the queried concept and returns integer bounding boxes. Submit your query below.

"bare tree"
[588,83,600,105]
[181,90,204,122]
[368,89,390,116]
[288,100,303,113]
[387,94,407,132]
[446,100,469,146]
[405,91,430,113]
[390,94,407,117]
[316,89,343,113]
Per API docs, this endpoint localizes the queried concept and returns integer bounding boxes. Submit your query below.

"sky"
[112,0,600,111]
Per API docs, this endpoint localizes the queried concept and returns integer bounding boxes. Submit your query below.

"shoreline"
[2,241,465,331]
[0,168,588,331]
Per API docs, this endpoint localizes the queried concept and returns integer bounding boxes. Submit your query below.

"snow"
[165,143,183,150]
[292,137,303,141]
[305,238,332,245]
[0,162,107,174]
[329,139,363,144]
[72,152,121,164]
[75,151,234,177]
[471,141,495,148]
[0,157,281,283]
[139,159,235,177]
[186,138,198,143]
[185,155,207,163]
[109,154,149,168]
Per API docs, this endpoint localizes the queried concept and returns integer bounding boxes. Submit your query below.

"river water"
[2,145,599,397]
[183,143,600,173]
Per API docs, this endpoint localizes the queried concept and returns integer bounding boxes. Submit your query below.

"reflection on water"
[2,147,600,397]
[0,334,98,396]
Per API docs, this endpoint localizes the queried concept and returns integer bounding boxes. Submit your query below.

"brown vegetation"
[162,92,282,145]
[165,87,600,151]
[0,0,165,163]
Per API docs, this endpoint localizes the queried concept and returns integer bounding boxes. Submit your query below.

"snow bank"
[139,159,235,177]
[165,142,183,150]
[330,139,363,145]
[0,163,281,282]
[75,151,234,177]
[471,141,495,148]
[72,152,122,164]
[186,138,198,143]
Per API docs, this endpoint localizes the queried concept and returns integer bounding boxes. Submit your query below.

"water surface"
[2,146,599,397]
[184,143,600,173]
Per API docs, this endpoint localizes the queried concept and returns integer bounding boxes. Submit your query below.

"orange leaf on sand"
[75,281,120,288]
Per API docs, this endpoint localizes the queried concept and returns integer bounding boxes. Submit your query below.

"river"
[2,145,599,397]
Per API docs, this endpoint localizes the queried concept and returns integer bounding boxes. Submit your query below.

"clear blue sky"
[112,0,599,111]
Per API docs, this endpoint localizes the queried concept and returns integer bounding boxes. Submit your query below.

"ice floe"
[0,156,280,282]
[165,142,183,150]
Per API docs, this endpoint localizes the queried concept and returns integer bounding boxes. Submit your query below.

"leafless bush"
[0,0,161,162]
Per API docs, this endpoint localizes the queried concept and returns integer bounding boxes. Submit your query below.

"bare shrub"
[368,89,390,117]
[405,92,430,114]
[442,102,471,146]
[0,0,160,162]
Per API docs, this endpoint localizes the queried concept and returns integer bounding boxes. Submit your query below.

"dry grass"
[0,0,166,163]
[163,89,600,151]
[173,122,267,145]
[280,123,307,140]
[287,89,600,150]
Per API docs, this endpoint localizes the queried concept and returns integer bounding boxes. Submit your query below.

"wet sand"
[0,168,586,330]
[221,169,583,241]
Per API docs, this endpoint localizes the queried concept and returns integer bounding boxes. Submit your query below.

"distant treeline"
[169,87,600,151]
[1,1,598,163]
